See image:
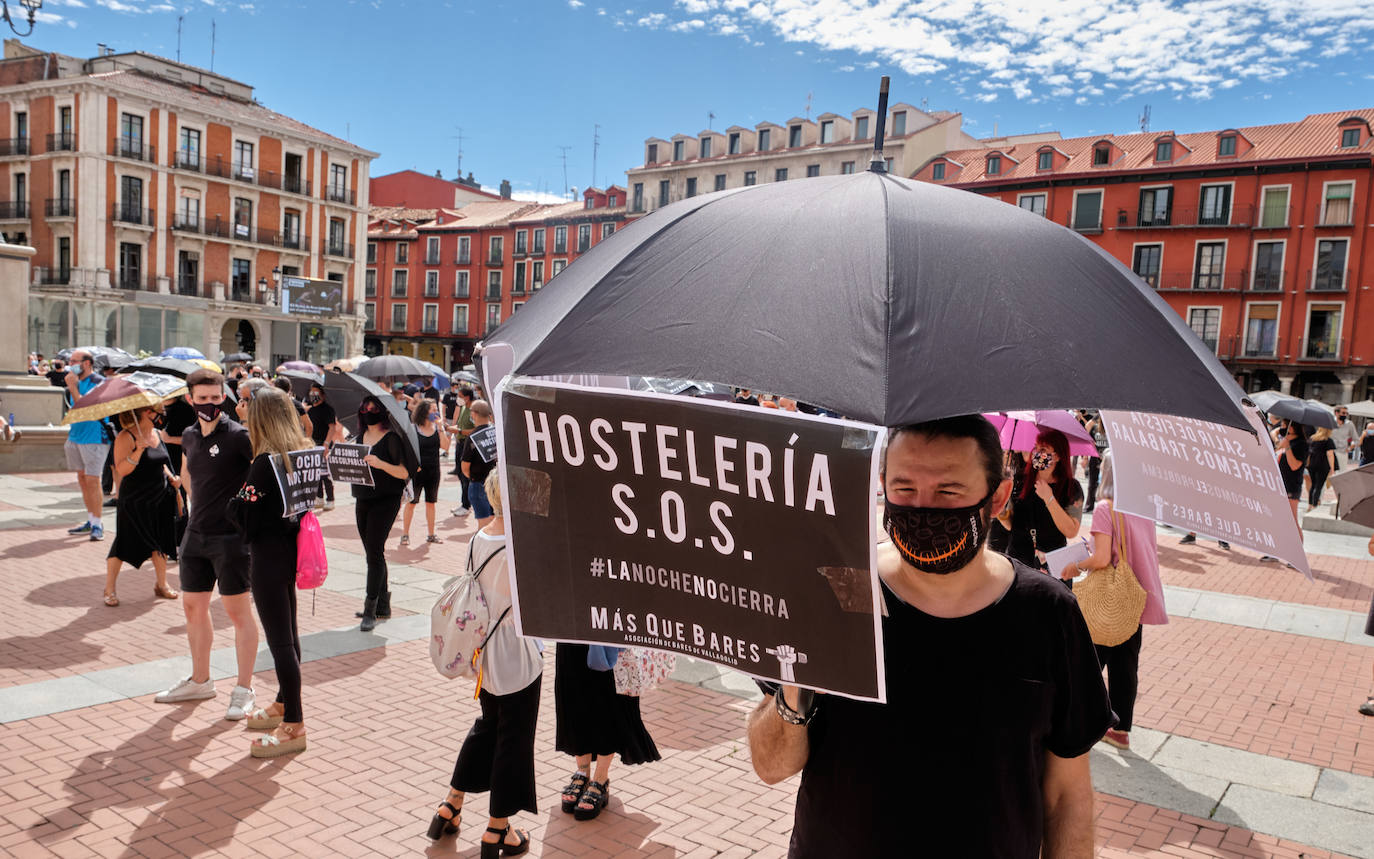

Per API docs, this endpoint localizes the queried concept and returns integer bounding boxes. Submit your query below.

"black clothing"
[1362,432,1374,466]
[355,494,402,602]
[46,369,67,388]
[442,391,458,422]
[409,429,442,504]
[1004,478,1084,569]
[162,399,197,476]
[462,427,497,485]
[1307,438,1335,505]
[450,675,543,817]
[786,563,1111,858]
[1278,436,1308,500]
[1096,624,1143,732]
[421,387,441,404]
[307,401,336,446]
[182,414,254,536]
[1084,456,1101,511]
[107,434,179,568]
[734,394,759,406]
[554,644,661,766]
[351,431,408,500]
[178,532,251,595]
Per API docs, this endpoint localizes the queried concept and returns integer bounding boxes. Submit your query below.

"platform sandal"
[426,797,461,840]
[574,778,609,821]
[560,770,589,813]
[480,824,529,858]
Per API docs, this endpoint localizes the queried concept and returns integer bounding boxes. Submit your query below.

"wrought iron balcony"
[112,138,154,162]
[0,138,29,156]
[46,133,75,153]
[0,200,29,219]
[172,212,202,233]
[324,239,355,259]
[174,150,202,171]
[1247,268,1285,292]
[1307,267,1349,292]
[45,198,75,217]
[326,185,356,205]
[115,277,148,291]
[111,204,155,226]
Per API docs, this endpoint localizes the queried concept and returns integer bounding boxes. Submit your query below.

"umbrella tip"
[870,75,891,173]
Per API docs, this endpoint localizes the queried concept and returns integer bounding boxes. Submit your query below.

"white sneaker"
[225,685,255,721]
[154,676,216,703]
[323,500,335,511]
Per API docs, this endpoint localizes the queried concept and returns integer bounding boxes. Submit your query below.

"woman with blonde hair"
[1306,425,1336,508]
[103,404,181,606]
[228,386,311,758]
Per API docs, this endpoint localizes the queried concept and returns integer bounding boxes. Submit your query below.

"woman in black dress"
[996,429,1084,575]
[353,395,409,631]
[1306,426,1336,508]
[1276,421,1308,533]
[102,405,181,606]
[554,644,661,821]
[401,399,449,545]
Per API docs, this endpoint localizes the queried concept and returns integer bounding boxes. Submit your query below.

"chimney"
[435,169,443,178]
[499,179,511,199]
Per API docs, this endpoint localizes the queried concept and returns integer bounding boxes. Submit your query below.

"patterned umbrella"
[62,372,188,424]
[161,346,206,360]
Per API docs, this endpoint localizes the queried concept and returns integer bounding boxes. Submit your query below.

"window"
[552,259,567,277]
[532,261,544,289]
[455,270,469,298]
[119,242,143,289]
[673,140,685,161]
[532,228,545,254]
[1037,151,1053,170]
[632,183,644,212]
[427,236,441,264]
[774,168,788,182]
[1244,305,1278,357]
[366,242,377,263]
[820,120,834,144]
[1199,185,1231,225]
[120,113,143,151]
[714,174,726,191]
[396,242,409,263]
[513,261,526,292]
[453,305,468,335]
[422,304,438,333]
[178,127,201,169]
[658,180,669,207]
[602,223,615,239]
[328,218,346,253]
[487,270,502,298]
[891,111,906,136]
[425,270,439,297]
[885,157,894,174]
[647,143,658,164]
[514,230,527,255]
[743,171,756,186]
[364,270,376,297]
[1155,140,1173,162]
[1018,194,1046,216]
[1138,187,1171,226]
[488,235,503,263]
[554,225,567,253]
[789,125,802,148]
[364,303,376,330]
[1193,242,1225,289]
[806,164,820,178]
[931,162,945,180]
[700,137,711,158]
[233,140,254,179]
[986,155,1001,176]
[57,237,71,279]
[841,161,855,175]
[59,105,72,134]
[1252,241,1284,291]
[855,116,870,140]
[1321,182,1353,225]
[391,304,407,332]
[457,236,470,264]
[177,194,199,230]
[1340,127,1360,148]
[233,198,252,238]
[686,177,697,198]
[1259,186,1288,228]
[119,175,143,221]
[13,172,24,211]
[1093,145,1110,166]
[230,258,250,302]
[758,129,770,151]
[392,270,408,297]
[58,169,71,205]
[1218,135,1236,157]
[584,197,594,210]
[1305,304,1342,359]
[330,163,347,195]
[487,303,502,331]
[1132,245,1162,289]
[1072,191,1102,231]
[577,224,591,252]
[1188,308,1220,352]
[1314,239,1348,290]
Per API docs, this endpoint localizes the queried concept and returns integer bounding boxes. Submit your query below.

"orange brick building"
[918,110,1374,403]
[1,41,377,366]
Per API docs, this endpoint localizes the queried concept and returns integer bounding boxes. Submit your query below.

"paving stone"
[0,675,125,723]
[83,656,194,699]
[1213,783,1374,858]
[1160,585,1202,617]
[1263,603,1354,641]
[1151,735,1320,798]
[1313,768,1374,815]
[1089,749,1228,820]
[1187,592,1274,629]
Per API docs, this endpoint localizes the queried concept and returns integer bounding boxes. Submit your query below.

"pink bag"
[295,511,328,589]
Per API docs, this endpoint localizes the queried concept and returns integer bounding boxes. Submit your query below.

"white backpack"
[429,542,509,682]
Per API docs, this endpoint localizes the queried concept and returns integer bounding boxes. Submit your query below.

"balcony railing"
[0,200,29,219]
[283,175,311,196]
[112,138,154,162]
[1308,268,1349,292]
[0,138,29,156]
[44,198,75,218]
[46,133,75,153]
[176,279,200,297]
[115,277,147,291]
[486,286,502,300]
[425,254,441,265]
[38,268,71,285]
[1247,268,1285,292]
[1068,213,1103,233]
[487,252,504,265]
[1235,333,1283,361]
[532,243,545,255]
[173,150,201,171]
[390,320,407,332]
[281,232,308,251]
[324,240,355,259]
[1115,205,1255,229]
[422,322,438,334]
[1304,339,1342,361]
[553,242,567,254]
[451,324,468,335]
[1255,206,1291,229]
[456,253,471,265]
[512,284,525,295]
[1154,269,1244,291]
[513,248,527,259]
[232,163,257,183]
[111,204,155,226]
[172,212,201,233]
[326,185,356,205]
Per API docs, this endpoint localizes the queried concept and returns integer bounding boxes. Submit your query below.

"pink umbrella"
[278,360,321,373]
[983,410,1099,458]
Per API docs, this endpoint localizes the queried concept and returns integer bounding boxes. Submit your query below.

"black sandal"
[480,824,529,858]
[573,778,609,821]
[560,771,589,813]
[425,800,460,840]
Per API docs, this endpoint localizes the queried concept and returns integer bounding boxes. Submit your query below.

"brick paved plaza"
[1,471,1371,858]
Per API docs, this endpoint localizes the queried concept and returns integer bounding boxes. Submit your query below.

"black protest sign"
[469,424,498,463]
[271,447,327,517]
[498,381,885,701]
[327,442,374,487]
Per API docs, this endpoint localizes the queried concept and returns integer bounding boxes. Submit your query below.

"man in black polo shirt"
[748,416,1110,858]
[154,368,260,721]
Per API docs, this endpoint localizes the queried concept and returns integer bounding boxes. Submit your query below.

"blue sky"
[30,0,1374,202]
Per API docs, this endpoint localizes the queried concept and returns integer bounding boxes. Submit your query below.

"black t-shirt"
[162,398,197,474]
[181,414,254,536]
[1362,432,1374,464]
[307,401,336,446]
[442,391,458,421]
[351,430,408,499]
[462,425,497,485]
[46,369,67,388]
[1279,435,1308,490]
[788,562,1111,858]
[1005,477,1084,568]
[1307,438,1335,474]
[421,387,441,403]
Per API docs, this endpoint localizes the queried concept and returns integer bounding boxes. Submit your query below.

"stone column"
[1276,372,1298,395]
[0,242,35,372]
[1336,370,1363,405]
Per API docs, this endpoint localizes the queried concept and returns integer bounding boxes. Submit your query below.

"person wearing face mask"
[747,416,1110,858]
[997,429,1085,578]
[102,404,181,607]
[63,350,112,541]
[352,395,410,631]
[1331,407,1356,466]
[305,383,342,511]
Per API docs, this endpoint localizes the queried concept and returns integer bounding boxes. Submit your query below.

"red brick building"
[917,110,1374,403]
[370,168,504,209]
[364,186,627,369]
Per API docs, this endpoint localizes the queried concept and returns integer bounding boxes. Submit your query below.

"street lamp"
[2,0,42,37]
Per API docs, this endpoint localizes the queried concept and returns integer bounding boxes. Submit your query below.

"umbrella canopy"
[118,356,202,378]
[57,345,132,363]
[1330,463,1374,529]
[161,346,206,360]
[323,355,369,372]
[486,172,1251,431]
[278,369,324,400]
[223,352,254,364]
[190,358,223,373]
[354,354,434,382]
[62,372,188,424]
[451,370,480,386]
[93,352,133,372]
[984,410,1098,458]
[322,370,420,473]
[279,360,321,373]
[417,361,450,390]
[1344,401,1374,420]
[1249,391,1337,429]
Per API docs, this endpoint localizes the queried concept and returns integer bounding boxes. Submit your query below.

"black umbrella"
[354,354,433,382]
[118,356,202,378]
[1249,391,1337,429]
[323,370,420,474]
[278,369,324,400]
[486,172,1251,431]
[223,352,254,364]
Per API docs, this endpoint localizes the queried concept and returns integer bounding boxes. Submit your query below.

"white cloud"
[676,0,714,11]
[568,0,584,7]
[974,92,998,102]
[637,11,666,27]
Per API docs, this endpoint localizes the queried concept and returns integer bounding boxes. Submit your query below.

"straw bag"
[1076,511,1147,647]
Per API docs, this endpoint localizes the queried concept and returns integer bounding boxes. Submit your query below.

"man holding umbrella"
[63,350,111,541]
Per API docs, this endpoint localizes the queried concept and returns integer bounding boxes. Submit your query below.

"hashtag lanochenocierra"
[591,555,791,619]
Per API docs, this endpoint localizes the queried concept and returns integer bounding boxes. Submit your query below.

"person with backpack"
[353,395,410,632]
[428,470,542,857]
[227,387,309,758]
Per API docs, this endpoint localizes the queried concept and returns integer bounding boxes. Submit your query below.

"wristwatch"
[774,688,817,726]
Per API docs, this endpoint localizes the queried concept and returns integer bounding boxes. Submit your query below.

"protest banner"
[1101,409,1310,577]
[469,424,499,463]
[270,447,327,517]
[327,442,374,487]
[497,379,886,701]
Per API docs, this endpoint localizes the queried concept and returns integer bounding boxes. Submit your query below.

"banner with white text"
[497,380,886,701]
[271,447,327,518]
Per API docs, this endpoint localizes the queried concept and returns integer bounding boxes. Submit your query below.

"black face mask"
[307,393,322,405]
[360,411,385,427]
[193,402,221,423]
[149,411,167,430]
[883,491,996,575]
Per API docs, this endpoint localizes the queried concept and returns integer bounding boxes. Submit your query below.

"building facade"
[370,168,506,210]
[919,110,1374,403]
[0,40,377,367]
[363,187,627,368]
[625,102,1056,216]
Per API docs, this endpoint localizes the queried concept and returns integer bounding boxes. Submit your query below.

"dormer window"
[647,143,658,164]
[854,116,870,140]
[931,162,946,180]
[673,140,685,161]
[1037,150,1053,170]
[1155,140,1173,162]
[1218,135,1237,157]
[758,128,770,151]
[987,155,1001,176]
[789,125,802,147]
[1093,145,1110,166]
[1341,127,1360,148]
[700,137,712,158]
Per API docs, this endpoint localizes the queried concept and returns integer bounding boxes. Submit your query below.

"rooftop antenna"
[868,76,890,173]
[558,145,572,197]
[921,97,929,112]
[707,110,715,131]
[449,127,465,179]
[176,16,183,63]
[1139,104,1152,133]
[210,19,215,72]
[592,124,600,190]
